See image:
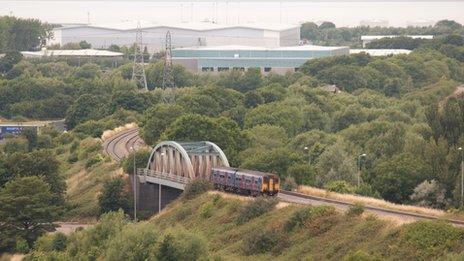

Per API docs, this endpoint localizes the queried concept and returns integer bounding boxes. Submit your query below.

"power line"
[132,22,148,91]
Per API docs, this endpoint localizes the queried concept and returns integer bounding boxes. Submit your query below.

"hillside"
[27,192,464,260]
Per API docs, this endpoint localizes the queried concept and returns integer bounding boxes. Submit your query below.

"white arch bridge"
[138,141,229,190]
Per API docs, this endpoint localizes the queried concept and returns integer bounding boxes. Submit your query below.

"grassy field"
[28,192,464,260]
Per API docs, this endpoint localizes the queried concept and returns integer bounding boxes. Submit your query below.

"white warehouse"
[49,22,301,52]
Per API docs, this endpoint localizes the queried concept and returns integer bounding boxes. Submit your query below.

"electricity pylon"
[162,30,175,89]
[132,22,148,91]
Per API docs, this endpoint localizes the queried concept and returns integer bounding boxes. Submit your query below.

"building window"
[233,67,245,71]
[218,67,229,72]
[201,67,214,72]
[294,67,300,72]
[264,67,272,72]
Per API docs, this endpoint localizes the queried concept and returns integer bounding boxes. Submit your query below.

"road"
[103,128,464,226]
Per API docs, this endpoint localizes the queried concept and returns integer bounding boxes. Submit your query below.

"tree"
[0,51,23,75]
[410,180,447,208]
[0,16,51,52]
[22,127,37,152]
[78,40,91,49]
[3,150,65,205]
[163,114,245,165]
[140,104,185,145]
[369,153,431,203]
[98,177,131,215]
[319,21,336,30]
[65,94,108,129]
[0,177,61,251]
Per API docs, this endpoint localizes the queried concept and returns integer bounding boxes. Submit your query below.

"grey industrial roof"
[55,21,300,32]
[174,44,348,51]
[21,49,124,58]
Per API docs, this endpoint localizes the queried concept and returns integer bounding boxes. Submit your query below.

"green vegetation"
[26,194,464,260]
[300,19,464,47]
[1,16,464,255]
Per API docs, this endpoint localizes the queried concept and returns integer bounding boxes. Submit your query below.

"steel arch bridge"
[139,141,229,190]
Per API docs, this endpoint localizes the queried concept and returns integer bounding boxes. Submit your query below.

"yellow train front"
[210,167,280,196]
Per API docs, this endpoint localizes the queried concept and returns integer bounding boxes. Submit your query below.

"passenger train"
[210,166,280,196]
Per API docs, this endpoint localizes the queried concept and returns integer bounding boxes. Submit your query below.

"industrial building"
[21,49,124,59]
[171,45,349,74]
[361,35,434,47]
[49,22,301,52]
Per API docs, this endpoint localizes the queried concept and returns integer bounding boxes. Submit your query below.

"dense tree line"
[300,19,464,47]
[0,16,51,52]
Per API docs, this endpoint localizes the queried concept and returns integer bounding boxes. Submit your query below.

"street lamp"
[304,146,311,165]
[159,152,165,214]
[131,146,137,222]
[458,147,463,207]
[357,153,367,187]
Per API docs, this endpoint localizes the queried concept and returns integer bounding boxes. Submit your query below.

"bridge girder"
[146,141,229,179]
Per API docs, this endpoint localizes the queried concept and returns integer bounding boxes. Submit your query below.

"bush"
[325,180,355,194]
[237,196,279,224]
[284,205,336,232]
[85,154,103,168]
[242,229,280,255]
[152,228,208,261]
[390,221,464,259]
[182,179,213,200]
[104,223,159,261]
[281,176,298,191]
[346,203,365,217]
[67,152,78,163]
[34,232,67,252]
[354,183,381,198]
[98,177,131,215]
[15,238,29,253]
[200,202,213,219]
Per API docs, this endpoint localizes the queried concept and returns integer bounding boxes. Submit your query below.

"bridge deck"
[138,168,190,190]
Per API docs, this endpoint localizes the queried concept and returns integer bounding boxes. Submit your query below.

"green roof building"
[172,45,349,74]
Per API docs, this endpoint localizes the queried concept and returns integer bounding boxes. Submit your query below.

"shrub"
[390,221,464,259]
[67,152,78,163]
[200,202,213,219]
[242,229,279,255]
[354,183,381,198]
[236,196,279,224]
[98,177,131,215]
[152,228,208,261]
[325,180,355,194]
[85,154,103,168]
[34,233,67,252]
[346,203,365,217]
[284,205,336,232]
[410,180,447,209]
[281,176,298,191]
[104,223,159,261]
[15,238,29,253]
[182,179,213,200]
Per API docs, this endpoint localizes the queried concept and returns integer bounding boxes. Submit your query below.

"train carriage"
[210,167,279,196]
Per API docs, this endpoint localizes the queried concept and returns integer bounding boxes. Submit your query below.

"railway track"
[279,190,464,227]
[103,128,464,226]
[103,128,144,161]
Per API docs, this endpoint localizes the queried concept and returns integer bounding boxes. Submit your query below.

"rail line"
[279,190,464,226]
[103,128,464,226]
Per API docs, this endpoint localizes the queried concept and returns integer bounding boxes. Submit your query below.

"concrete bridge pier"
[129,174,183,219]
